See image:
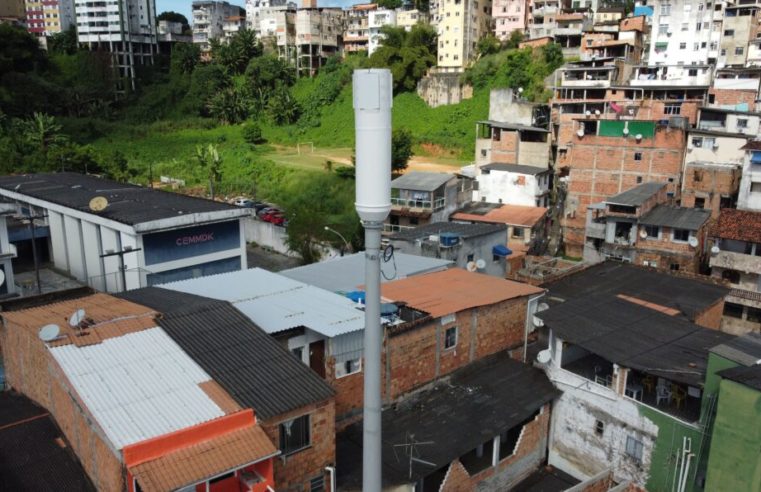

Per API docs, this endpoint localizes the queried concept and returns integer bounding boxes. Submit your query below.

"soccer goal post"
[296,142,314,155]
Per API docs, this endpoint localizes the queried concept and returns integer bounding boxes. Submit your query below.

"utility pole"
[25,212,47,295]
[100,246,142,292]
[353,68,393,492]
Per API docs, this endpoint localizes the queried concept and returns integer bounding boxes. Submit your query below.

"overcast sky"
[157,0,356,23]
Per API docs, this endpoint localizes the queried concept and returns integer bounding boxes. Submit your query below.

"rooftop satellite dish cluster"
[465,259,486,272]
[38,308,92,343]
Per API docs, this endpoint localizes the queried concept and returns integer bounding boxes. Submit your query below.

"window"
[724,29,734,36]
[721,49,727,56]
[679,42,687,50]
[670,263,681,271]
[634,152,643,161]
[310,476,325,492]
[672,229,690,242]
[644,225,660,238]
[752,182,761,193]
[467,253,474,263]
[625,436,644,463]
[335,358,361,378]
[664,103,681,115]
[736,47,745,55]
[280,415,310,455]
[694,197,705,209]
[723,302,744,319]
[512,227,525,238]
[595,420,605,436]
[681,22,688,31]
[660,4,671,15]
[444,326,458,350]
[747,306,761,323]
[637,176,643,183]
[722,269,741,284]
[658,23,668,35]
[737,118,749,129]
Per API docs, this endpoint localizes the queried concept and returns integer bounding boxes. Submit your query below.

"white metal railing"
[390,197,446,210]
[383,224,415,233]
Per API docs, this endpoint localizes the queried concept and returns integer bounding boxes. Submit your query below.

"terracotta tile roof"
[130,424,277,492]
[711,208,761,243]
[452,204,548,228]
[199,381,243,414]
[741,140,761,150]
[380,268,543,318]
[1,293,157,346]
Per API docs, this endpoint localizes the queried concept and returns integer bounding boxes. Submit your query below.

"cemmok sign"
[143,221,240,266]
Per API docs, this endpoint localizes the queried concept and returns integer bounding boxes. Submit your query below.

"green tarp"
[598,120,656,139]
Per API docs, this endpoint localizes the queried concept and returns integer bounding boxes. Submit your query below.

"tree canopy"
[156,11,190,33]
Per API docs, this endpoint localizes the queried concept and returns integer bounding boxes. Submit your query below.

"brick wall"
[491,129,520,164]
[0,318,125,491]
[681,163,741,218]
[324,356,363,423]
[709,88,758,112]
[385,298,528,401]
[632,226,704,273]
[694,298,725,330]
[261,399,335,492]
[439,403,552,491]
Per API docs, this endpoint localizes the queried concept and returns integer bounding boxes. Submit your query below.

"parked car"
[234,198,255,208]
[257,207,278,218]
[253,202,269,213]
[261,209,284,224]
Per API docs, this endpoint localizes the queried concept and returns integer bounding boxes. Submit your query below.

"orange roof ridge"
[616,294,680,316]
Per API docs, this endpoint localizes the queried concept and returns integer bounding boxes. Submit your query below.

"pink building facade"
[493,0,528,40]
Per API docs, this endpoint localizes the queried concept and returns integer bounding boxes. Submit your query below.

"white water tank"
[353,69,393,223]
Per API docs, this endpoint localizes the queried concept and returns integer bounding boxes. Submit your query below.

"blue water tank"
[439,233,460,247]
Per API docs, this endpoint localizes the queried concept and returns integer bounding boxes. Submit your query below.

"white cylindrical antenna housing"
[353,69,393,223]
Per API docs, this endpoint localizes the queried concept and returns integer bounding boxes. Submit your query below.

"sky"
[157,0,356,24]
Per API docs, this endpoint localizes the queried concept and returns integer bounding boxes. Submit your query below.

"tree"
[48,27,78,55]
[244,55,295,107]
[504,29,524,50]
[377,0,402,8]
[195,144,223,200]
[477,35,501,57]
[170,42,200,75]
[156,11,190,33]
[22,113,67,154]
[208,88,248,124]
[267,84,300,125]
[212,29,262,74]
[184,64,231,116]
[367,24,437,93]
[241,122,263,145]
[0,24,48,74]
[391,128,413,174]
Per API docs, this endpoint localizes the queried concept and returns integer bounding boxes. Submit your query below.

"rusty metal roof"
[452,203,548,227]
[380,268,543,318]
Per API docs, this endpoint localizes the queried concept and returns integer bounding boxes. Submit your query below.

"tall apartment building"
[718,2,760,68]
[493,0,527,40]
[648,0,719,66]
[344,2,375,53]
[397,8,428,30]
[295,7,344,76]
[368,8,396,54]
[245,0,294,31]
[25,0,73,37]
[436,0,492,69]
[192,1,245,52]
[76,0,157,91]
[258,7,296,63]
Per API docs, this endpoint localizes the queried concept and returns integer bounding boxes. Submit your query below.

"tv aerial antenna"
[392,432,436,480]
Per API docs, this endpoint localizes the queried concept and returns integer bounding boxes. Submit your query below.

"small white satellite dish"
[0,269,6,287]
[711,245,720,255]
[639,228,648,239]
[466,261,477,272]
[635,134,643,141]
[38,324,61,342]
[537,349,552,364]
[69,308,86,327]
[594,109,601,116]
[89,196,109,212]
[577,129,585,138]
[585,110,592,117]
[475,258,486,269]
[688,237,699,248]
[623,127,630,135]
[537,302,550,312]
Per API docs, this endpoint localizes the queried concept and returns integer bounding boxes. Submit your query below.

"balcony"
[710,249,761,273]
[390,197,446,211]
[554,27,582,36]
[383,223,415,233]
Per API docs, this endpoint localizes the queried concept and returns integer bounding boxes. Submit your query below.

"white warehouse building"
[0,173,250,293]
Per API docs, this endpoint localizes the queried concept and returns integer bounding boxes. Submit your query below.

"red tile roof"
[452,204,548,228]
[130,424,277,492]
[380,268,544,318]
[712,208,761,243]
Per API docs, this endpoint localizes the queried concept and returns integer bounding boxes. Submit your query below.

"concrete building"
[245,0,294,31]
[709,208,761,335]
[0,173,250,293]
[386,172,474,234]
[717,2,759,68]
[388,222,510,277]
[344,2,375,53]
[554,12,591,58]
[648,0,719,66]
[24,0,74,37]
[295,7,344,76]
[582,182,711,273]
[75,0,157,91]
[1,294,280,492]
[396,7,427,30]
[435,0,492,69]
[710,67,761,112]
[528,0,560,40]
[452,202,549,256]
[367,7,395,54]
[223,13,246,42]
[475,163,552,207]
[493,0,527,40]
[192,1,244,52]
[738,140,761,210]
[258,6,296,65]
[537,262,730,490]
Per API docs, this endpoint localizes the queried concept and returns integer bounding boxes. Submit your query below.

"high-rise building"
[368,8,395,54]
[76,0,157,91]
[25,0,74,37]
[295,7,344,76]
[648,0,720,66]
[436,0,492,69]
[192,1,245,53]
[344,3,375,54]
[245,0,294,32]
[493,0,527,40]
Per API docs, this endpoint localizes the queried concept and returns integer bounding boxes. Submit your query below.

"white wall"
[243,217,299,257]
[63,215,87,281]
[47,211,68,272]
[477,170,548,207]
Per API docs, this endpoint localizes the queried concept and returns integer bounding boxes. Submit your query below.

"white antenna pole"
[354,68,393,492]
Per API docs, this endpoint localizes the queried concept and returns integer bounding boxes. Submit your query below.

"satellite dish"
[537,349,552,364]
[635,134,643,140]
[585,110,591,117]
[537,302,550,312]
[533,315,545,327]
[0,269,5,287]
[38,324,61,342]
[466,261,477,272]
[577,129,585,138]
[711,245,720,255]
[69,309,86,327]
[639,228,648,239]
[475,258,486,269]
[594,109,601,116]
[623,127,630,135]
[89,196,109,212]
[688,237,699,248]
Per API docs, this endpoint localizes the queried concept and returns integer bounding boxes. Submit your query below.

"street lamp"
[353,68,393,492]
[324,226,351,256]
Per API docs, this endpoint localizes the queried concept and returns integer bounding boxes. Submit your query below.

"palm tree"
[195,144,223,200]
[23,113,67,153]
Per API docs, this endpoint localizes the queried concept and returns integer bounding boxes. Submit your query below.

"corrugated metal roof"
[639,205,710,230]
[711,333,761,366]
[481,163,551,175]
[451,203,548,227]
[281,252,452,293]
[160,268,366,337]
[391,171,455,192]
[389,221,506,242]
[717,364,761,392]
[49,328,225,449]
[606,182,665,206]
